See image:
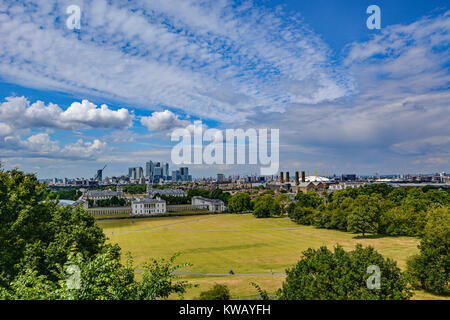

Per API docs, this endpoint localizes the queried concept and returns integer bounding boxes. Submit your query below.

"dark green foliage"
[48,188,82,201]
[198,284,231,300]
[228,192,252,213]
[295,191,323,209]
[407,206,449,295]
[122,184,146,194]
[289,206,316,225]
[278,244,412,300]
[291,184,448,238]
[94,196,127,207]
[346,194,389,237]
[0,168,192,300]
[250,282,270,300]
[154,194,190,205]
[253,195,280,218]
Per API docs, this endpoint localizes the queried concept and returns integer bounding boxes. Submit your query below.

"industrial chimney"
[295,171,300,185]
[280,172,284,184]
[301,171,306,183]
[286,172,290,183]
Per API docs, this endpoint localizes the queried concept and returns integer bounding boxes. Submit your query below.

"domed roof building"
[305,175,330,182]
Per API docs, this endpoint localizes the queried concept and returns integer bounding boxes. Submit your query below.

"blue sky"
[0,0,448,178]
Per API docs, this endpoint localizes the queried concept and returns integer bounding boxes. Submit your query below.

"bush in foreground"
[0,168,192,300]
[407,206,449,295]
[278,244,412,300]
[197,284,231,300]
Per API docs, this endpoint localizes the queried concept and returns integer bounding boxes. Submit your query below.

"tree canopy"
[0,168,192,299]
[278,244,412,300]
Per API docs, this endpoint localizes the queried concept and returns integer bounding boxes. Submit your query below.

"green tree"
[347,194,385,237]
[278,244,411,300]
[253,195,273,218]
[407,206,449,295]
[295,191,323,209]
[289,205,316,225]
[0,168,193,300]
[228,192,252,213]
[197,284,231,300]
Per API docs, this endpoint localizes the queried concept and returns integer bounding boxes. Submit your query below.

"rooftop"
[132,198,166,204]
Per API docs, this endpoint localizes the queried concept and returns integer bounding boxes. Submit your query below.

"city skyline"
[0,0,448,179]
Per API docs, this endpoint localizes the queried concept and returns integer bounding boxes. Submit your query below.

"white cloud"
[0,0,352,122]
[23,133,60,153]
[0,96,133,130]
[246,12,450,173]
[0,132,108,160]
[0,122,12,137]
[61,139,108,158]
[140,110,189,132]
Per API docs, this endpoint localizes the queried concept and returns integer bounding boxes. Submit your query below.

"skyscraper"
[146,161,154,177]
[128,167,144,180]
[162,162,169,178]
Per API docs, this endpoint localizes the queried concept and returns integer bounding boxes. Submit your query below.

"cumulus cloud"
[0,132,108,160]
[0,0,352,122]
[61,139,108,158]
[0,96,133,130]
[140,110,189,132]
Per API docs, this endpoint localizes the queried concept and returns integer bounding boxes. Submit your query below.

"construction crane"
[94,165,107,181]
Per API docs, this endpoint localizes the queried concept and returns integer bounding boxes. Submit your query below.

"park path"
[134,270,286,276]
[111,226,312,236]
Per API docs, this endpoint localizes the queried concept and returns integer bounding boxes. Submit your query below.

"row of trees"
[88,196,127,208]
[286,186,449,295]
[154,188,233,205]
[288,185,449,238]
[47,188,82,201]
[227,191,289,217]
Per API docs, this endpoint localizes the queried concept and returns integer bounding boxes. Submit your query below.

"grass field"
[97,213,447,300]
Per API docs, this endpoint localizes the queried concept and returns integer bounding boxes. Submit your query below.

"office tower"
[153,167,162,177]
[146,161,154,177]
[180,167,189,181]
[137,167,144,179]
[217,173,225,182]
[128,167,144,180]
[163,162,169,178]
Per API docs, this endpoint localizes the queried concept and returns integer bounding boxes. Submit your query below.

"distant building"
[341,174,357,181]
[217,173,225,183]
[131,198,166,215]
[328,182,368,192]
[150,189,188,197]
[171,167,191,182]
[191,196,226,212]
[145,161,155,177]
[294,181,326,194]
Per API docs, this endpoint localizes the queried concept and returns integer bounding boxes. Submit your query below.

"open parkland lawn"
[97,213,448,300]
